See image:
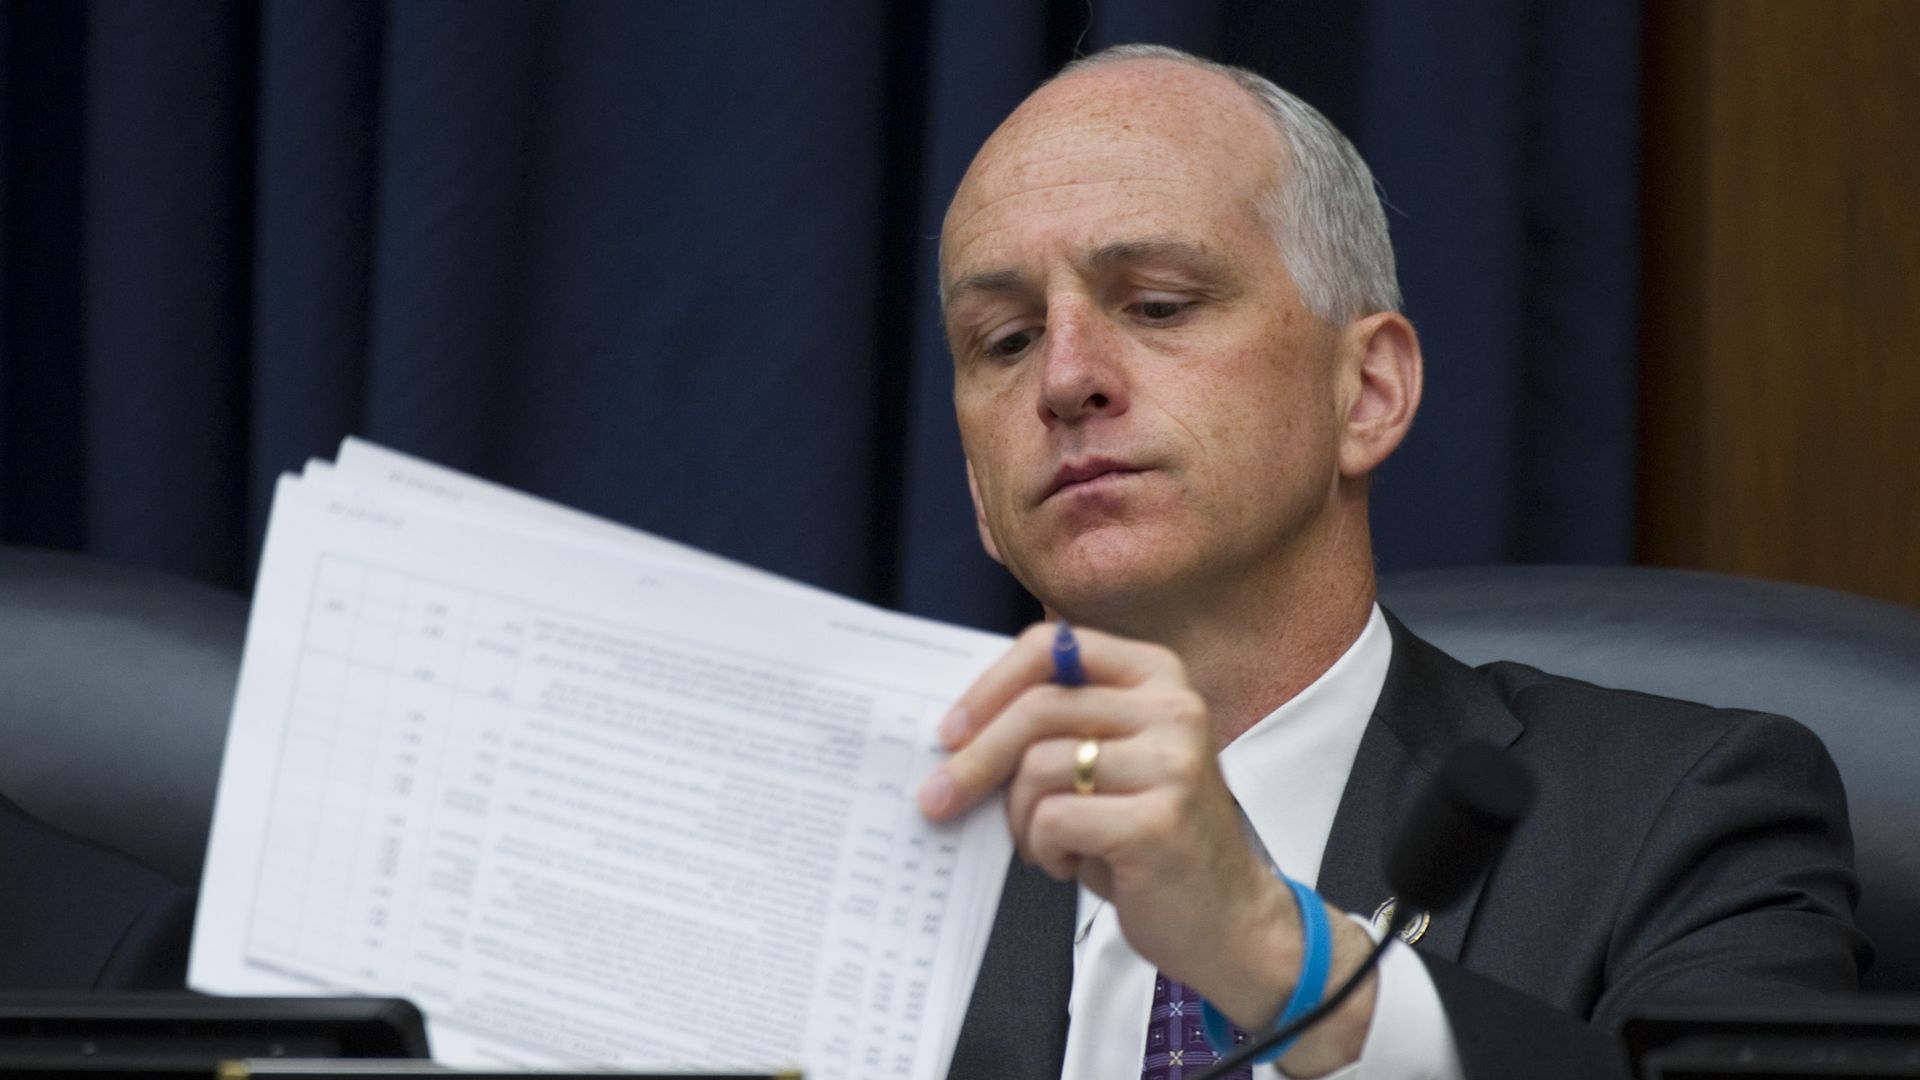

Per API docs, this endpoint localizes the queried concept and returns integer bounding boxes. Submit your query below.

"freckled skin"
[942,59,1356,655]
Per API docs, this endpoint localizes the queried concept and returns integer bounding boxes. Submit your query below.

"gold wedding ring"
[1073,737,1101,795]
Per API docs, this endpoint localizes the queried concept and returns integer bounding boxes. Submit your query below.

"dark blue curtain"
[0,0,1641,634]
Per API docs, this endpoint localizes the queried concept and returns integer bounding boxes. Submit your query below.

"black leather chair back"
[0,546,246,886]
[1381,565,1920,993]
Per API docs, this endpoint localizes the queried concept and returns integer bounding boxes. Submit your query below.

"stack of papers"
[190,438,1015,1077]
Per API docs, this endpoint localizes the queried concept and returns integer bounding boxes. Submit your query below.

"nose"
[1038,303,1128,424]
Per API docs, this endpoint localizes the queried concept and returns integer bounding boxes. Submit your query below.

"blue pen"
[1052,622,1085,687]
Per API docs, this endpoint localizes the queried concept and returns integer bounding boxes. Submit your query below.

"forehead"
[941,60,1282,285]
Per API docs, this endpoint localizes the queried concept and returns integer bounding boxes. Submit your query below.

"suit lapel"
[1316,612,1523,963]
[946,857,1077,1080]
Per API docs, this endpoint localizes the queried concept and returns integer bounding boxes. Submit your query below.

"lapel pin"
[1370,898,1431,945]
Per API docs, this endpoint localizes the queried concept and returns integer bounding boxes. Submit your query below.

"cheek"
[1183,350,1337,484]
[958,378,1034,466]
[957,426,1020,516]
[1177,348,1293,446]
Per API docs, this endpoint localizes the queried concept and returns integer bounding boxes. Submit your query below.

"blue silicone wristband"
[1201,873,1333,1064]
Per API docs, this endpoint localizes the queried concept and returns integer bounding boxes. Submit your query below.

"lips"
[1043,458,1146,502]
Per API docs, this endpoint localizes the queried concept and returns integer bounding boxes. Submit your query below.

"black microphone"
[1190,743,1534,1079]
[1385,742,1536,914]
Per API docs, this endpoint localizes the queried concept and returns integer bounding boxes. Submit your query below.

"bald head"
[944,56,1290,313]
[944,57,1283,294]
[943,45,1399,326]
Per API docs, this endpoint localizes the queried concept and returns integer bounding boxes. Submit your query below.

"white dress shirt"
[1058,605,1464,1079]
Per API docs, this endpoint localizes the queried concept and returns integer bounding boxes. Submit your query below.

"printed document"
[191,439,1014,1077]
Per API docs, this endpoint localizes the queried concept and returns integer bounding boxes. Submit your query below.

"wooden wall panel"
[1639,0,1920,608]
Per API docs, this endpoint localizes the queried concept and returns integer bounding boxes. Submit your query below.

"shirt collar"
[1219,603,1392,889]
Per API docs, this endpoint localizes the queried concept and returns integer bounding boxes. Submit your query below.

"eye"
[984,325,1040,358]
[1128,296,1196,323]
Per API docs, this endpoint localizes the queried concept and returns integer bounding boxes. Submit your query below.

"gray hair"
[1057,44,1401,322]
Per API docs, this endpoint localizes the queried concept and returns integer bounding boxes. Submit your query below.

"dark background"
[0,0,1642,632]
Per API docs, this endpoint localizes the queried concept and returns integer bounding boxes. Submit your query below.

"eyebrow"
[942,269,1028,311]
[1086,236,1219,274]
[942,235,1227,313]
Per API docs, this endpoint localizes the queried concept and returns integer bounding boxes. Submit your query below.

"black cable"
[1187,906,1412,1080]
[1187,744,1533,1078]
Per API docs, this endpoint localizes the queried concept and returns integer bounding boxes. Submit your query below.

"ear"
[964,459,1006,565]
[1335,311,1423,479]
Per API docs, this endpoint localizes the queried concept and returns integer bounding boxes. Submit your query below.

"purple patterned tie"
[1140,972,1251,1079]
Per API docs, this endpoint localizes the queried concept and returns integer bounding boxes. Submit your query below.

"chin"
[1013,539,1189,630]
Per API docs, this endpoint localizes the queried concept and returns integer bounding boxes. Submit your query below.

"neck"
[1169,560,1375,749]
[1062,502,1378,749]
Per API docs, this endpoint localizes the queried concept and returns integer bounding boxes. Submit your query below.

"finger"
[938,622,1060,752]
[927,683,1196,821]
[1010,720,1216,856]
[1028,804,1088,881]
[923,684,1138,822]
[1006,740,1066,858]
[1008,738,1095,857]
[1005,728,1193,846]
[941,622,1187,751]
[1025,791,1151,880]
[1027,781,1273,905]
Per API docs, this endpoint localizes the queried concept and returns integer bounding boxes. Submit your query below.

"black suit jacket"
[0,793,194,991]
[947,613,1869,1079]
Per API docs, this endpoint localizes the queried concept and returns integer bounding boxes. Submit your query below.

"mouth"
[1043,458,1148,502]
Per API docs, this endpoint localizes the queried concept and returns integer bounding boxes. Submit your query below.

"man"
[917,44,1866,1078]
